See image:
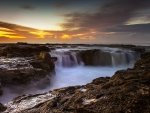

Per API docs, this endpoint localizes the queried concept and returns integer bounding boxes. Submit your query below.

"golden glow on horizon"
[0,31,25,39]
[8,36,26,38]
[0,34,25,38]
[0,31,12,34]
[0,21,99,43]
[79,36,95,40]
[61,34,71,39]
[0,27,13,31]
[73,34,84,36]
[30,30,53,38]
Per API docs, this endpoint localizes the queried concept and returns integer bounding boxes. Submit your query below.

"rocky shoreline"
[0,43,149,113]
[0,43,58,110]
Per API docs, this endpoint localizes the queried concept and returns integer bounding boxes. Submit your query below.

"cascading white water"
[47,47,140,91]
[50,50,83,67]
[50,48,139,67]
[110,51,139,66]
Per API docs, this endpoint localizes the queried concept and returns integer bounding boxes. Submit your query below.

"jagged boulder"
[30,52,55,71]
[29,60,55,71]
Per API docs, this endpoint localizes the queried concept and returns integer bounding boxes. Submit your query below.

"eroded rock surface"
[0,44,57,106]
[0,44,58,112]
[0,44,50,57]
[0,53,55,86]
[3,52,150,113]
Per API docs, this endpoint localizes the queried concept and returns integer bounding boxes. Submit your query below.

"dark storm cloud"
[0,21,36,31]
[60,0,150,31]
[55,0,75,8]
[20,4,34,10]
[103,23,150,33]
[54,0,103,8]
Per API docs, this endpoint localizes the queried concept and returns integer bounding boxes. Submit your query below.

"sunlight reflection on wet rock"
[79,88,87,92]
[0,57,33,70]
[4,93,56,113]
[83,99,98,105]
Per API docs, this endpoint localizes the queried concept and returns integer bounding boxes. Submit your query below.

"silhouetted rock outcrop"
[0,45,50,57]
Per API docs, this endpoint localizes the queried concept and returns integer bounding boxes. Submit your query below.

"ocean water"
[49,65,133,89]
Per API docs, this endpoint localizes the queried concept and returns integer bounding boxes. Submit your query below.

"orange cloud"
[0,21,97,43]
[0,27,26,39]
[61,34,71,39]
[30,31,53,38]
[79,36,95,40]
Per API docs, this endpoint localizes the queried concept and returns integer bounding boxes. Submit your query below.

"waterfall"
[110,52,139,66]
[50,49,139,67]
[50,50,83,67]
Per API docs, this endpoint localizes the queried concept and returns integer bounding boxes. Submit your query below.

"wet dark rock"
[0,45,50,57]
[131,47,146,54]
[17,42,28,45]
[0,44,57,100]
[51,57,58,62]
[0,68,47,85]
[29,60,55,71]
[133,52,150,69]
[0,103,6,112]
[30,52,55,71]
[81,49,101,65]
[91,77,110,85]
[39,51,51,61]
[7,54,14,58]
[0,51,7,57]
[0,80,3,95]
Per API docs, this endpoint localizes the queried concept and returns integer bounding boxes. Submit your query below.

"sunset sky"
[0,0,150,44]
